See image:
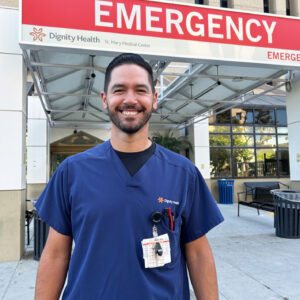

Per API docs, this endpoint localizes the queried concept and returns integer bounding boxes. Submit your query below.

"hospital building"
[1,0,300,262]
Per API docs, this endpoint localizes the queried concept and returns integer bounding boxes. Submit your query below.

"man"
[35,53,224,299]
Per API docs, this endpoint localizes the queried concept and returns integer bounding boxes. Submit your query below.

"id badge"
[141,225,171,268]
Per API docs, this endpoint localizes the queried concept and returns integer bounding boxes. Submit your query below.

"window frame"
[209,106,289,179]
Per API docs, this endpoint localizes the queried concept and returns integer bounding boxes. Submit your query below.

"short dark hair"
[104,53,155,93]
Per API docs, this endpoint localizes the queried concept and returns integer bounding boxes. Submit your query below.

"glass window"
[232,126,253,133]
[208,106,289,178]
[278,127,288,134]
[233,149,255,177]
[209,110,230,124]
[277,109,287,126]
[256,149,277,176]
[255,135,276,147]
[255,127,275,134]
[264,0,269,13]
[255,109,275,125]
[195,0,204,4]
[233,135,254,147]
[209,135,231,146]
[209,125,230,133]
[232,108,253,124]
[220,0,228,7]
[286,0,290,15]
[210,148,232,178]
[278,135,289,147]
[278,149,289,175]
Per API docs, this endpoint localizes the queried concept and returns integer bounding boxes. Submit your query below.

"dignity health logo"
[158,197,179,206]
[30,27,46,42]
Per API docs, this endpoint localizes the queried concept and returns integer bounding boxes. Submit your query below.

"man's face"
[101,64,157,135]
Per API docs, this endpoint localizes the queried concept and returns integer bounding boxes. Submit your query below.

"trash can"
[218,179,234,204]
[34,211,49,260]
[271,189,300,239]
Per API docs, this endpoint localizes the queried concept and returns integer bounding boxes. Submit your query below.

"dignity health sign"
[20,0,300,67]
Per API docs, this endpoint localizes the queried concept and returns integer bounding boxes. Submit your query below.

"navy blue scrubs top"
[35,140,224,299]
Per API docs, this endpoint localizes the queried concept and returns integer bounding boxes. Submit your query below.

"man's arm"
[35,227,72,300]
[184,235,219,300]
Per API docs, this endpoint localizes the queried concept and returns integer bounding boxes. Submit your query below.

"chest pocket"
[156,215,182,269]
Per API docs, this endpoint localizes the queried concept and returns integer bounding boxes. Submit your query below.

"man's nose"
[123,90,137,105]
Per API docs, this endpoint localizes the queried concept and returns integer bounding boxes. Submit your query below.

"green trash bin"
[271,189,300,239]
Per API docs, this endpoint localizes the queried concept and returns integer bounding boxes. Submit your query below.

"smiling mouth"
[118,105,145,116]
[121,110,138,116]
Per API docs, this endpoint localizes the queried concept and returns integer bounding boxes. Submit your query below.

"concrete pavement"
[208,204,300,300]
[1,203,300,299]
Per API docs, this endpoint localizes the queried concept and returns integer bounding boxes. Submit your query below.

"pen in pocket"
[164,208,174,231]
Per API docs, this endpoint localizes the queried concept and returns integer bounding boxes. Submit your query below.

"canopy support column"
[27,96,49,203]
[286,71,300,185]
[0,8,26,262]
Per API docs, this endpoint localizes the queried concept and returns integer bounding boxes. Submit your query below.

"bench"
[237,181,290,216]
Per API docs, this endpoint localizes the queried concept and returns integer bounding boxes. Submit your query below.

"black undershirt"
[114,142,156,176]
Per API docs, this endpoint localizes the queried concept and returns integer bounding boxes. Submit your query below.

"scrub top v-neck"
[35,140,224,300]
[113,141,156,178]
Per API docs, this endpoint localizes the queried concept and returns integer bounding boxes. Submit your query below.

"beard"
[107,104,153,135]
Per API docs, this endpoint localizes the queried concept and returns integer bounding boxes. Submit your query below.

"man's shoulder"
[64,140,110,166]
[154,144,196,176]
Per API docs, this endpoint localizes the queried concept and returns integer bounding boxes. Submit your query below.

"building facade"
[0,0,300,262]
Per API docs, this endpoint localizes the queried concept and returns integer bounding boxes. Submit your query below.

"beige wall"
[0,190,26,262]
[178,0,300,16]
[166,0,300,16]
[269,0,286,15]
[228,0,264,12]
[179,0,196,4]
[205,178,212,191]
[182,0,220,6]
[50,127,110,144]
[27,183,46,201]
[204,0,220,6]
[1,0,299,16]
[290,0,300,16]
[27,183,46,210]
[173,0,220,6]
[2,0,299,16]
[0,0,18,7]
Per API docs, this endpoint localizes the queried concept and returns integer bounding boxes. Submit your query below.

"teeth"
[122,111,137,116]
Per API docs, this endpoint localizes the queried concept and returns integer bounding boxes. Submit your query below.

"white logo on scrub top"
[158,197,179,206]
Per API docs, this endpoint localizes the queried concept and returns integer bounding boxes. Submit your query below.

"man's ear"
[152,91,158,111]
[101,91,108,110]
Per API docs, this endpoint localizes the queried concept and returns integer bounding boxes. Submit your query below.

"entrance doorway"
[50,131,104,174]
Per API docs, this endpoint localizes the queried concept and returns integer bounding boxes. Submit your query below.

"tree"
[151,130,193,156]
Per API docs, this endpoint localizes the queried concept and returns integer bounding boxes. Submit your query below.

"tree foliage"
[151,130,193,155]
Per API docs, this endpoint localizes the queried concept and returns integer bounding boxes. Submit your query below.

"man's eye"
[113,89,124,93]
[137,89,147,93]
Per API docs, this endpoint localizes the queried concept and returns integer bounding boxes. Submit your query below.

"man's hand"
[184,235,219,300]
[35,227,72,300]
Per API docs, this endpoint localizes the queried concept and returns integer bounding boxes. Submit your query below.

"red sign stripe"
[22,0,300,51]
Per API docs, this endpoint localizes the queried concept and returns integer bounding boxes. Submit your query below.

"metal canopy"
[20,0,300,129]
[23,48,290,129]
